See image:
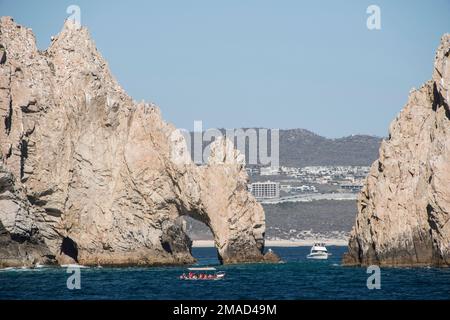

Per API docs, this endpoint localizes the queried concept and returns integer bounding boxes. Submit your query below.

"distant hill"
[279,129,382,167]
[189,128,382,167]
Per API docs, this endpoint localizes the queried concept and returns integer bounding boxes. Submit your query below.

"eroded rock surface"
[344,34,450,267]
[0,17,271,267]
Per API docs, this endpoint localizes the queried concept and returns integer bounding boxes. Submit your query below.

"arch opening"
[181,215,221,264]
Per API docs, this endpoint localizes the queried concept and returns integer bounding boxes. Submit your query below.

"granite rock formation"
[344,34,450,267]
[0,17,274,267]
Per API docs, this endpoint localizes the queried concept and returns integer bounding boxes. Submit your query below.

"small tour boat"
[307,243,331,260]
[179,267,226,281]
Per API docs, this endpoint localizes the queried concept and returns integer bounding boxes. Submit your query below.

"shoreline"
[192,239,349,248]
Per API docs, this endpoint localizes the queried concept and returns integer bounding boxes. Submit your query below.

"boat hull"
[180,278,224,281]
[306,253,329,260]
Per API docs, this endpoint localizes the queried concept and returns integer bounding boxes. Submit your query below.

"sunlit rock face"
[0,17,272,267]
[344,34,450,267]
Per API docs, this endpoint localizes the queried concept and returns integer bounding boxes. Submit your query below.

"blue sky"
[1,0,449,137]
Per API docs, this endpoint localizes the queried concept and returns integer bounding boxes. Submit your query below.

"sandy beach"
[192,239,348,248]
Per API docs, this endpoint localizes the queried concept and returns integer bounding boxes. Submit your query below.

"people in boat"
[180,271,223,280]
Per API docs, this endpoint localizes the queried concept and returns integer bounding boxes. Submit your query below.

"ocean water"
[1,246,449,300]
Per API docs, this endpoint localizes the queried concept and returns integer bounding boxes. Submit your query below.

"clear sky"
[1,0,449,137]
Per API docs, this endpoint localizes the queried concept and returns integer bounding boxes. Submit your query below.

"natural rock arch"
[166,135,268,264]
[0,17,276,267]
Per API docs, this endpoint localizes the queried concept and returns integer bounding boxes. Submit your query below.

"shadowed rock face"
[344,34,450,267]
[0,17,272,267]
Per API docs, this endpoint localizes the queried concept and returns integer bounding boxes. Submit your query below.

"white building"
[245,167,260,176]
[340,183,363,192]
[260,166,280,176]
[249,181,280,199]
[294,185,317,193]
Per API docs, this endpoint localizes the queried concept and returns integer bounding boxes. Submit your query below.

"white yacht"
[307,243,330,260]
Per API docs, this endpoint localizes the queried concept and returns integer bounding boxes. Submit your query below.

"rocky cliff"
[344,34,450,267]
[0,17,275,267]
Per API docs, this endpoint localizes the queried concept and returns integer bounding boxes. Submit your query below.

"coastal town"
[246,165,370,203]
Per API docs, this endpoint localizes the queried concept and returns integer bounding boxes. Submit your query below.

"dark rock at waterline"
[0,221,55,268]
[263,249,281,263]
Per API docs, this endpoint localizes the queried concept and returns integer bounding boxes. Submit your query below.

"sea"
[1,246,449,300]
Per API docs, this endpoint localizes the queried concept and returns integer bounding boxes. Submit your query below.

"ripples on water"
[1,247,449,300]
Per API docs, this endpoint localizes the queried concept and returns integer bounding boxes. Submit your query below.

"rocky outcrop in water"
[0,17,274,267]
[344,34,450,267]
